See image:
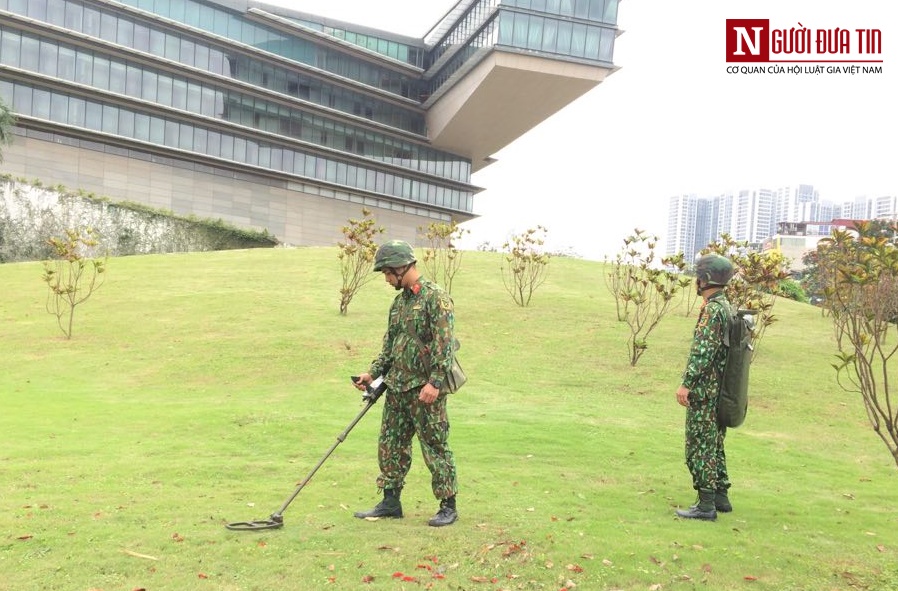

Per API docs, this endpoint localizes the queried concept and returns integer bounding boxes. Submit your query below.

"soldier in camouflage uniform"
[675,253,736,521]
[352,240,459,527]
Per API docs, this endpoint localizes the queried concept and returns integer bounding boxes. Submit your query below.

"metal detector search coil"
[225,375,388,532]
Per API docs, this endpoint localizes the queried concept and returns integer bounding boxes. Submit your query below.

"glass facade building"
[0,0,619,246]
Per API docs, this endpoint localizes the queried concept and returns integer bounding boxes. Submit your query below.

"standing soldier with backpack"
[674,253,736,521]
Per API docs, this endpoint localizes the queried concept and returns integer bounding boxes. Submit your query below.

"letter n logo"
[726,19,769,62]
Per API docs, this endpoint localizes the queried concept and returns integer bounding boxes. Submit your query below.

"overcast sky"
[269,0,896,260]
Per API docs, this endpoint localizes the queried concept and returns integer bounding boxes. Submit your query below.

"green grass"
[1,248,896,591]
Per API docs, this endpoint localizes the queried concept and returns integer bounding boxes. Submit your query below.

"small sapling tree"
[606,229,686,366]
[500,226,550,307]
[42,227,108,339]
[419,220,468,294]
[816,222,898,469]
[337,208,384,315]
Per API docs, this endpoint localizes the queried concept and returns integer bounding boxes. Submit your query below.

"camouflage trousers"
[375,386,458,500]
[685,391,730,492]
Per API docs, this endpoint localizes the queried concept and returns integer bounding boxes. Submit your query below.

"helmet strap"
[387,264,412,291]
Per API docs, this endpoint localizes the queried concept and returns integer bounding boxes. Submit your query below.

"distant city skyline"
[666,184,898,264]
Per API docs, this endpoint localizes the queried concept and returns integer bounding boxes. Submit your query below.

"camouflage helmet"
[373,240,416,272]
[695,253,735,286]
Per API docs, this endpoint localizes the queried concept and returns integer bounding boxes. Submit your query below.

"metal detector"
[225,376,387,531]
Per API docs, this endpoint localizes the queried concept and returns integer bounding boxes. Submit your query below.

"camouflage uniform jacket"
[682,291,729,396]
[369,277,455,393]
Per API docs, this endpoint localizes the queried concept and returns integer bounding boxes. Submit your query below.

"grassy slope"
[0,248,895,591]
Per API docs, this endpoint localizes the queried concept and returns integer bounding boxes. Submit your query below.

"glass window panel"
[599,27,613,61]
[102,104,117,133]
[178,123,193,150]
[74,50,92,84]
[0,30,21,68]
[133,23,150,52]
[532,0,547,10]
[49,92,67,122]
[64,1,82,30]
[209,48,225,76]
[164,33,180,61]
[571,23,587,57]
[38,39,58,76]
[57,45,75,80]
[588,0,605,20]
[186,81,202,113]
[156,75,173,106]
[180,38,195,65]
[149,29,165,56]
[133,113,150,141]
[46,0,65,26]
[32,88,50,118]
[117,19,134,46]
[83,6,101,37]
[604,0,618,22]
[185,1,201,27]
[527,16,544,49]
[200,87,217,117]
[258,145,270,168]
[171,79,187,110]
[20,35,39,71]
[141,70,157,101]
[109,61,126,94]
[125,64,141,96]
[8,0,26,14]
[559,0,575,16]
[26,0,47,19]
[234,136,249,162]
[244,139,257,165]
[574,0,589,18]
[293,152,305,174]
[148,116,165,144]
[100,12,117,42]
[212,10,228,36]
[219,134,233,159]
[194,127,208,153]
[67,96,85,126]
[85,101,102,130]
[542,18,558,52]
[206,130,220,156]
[556,20,573,53]
[585,25,601,59]
[512,14,530,47]
[118,109,135,136]
[167,0,186,22]
[194,43,209,71]
[304,154,315,177]
[93,56,111,90]
[12,84,32,115]
[497,10,513,45]
[545,0,561,14]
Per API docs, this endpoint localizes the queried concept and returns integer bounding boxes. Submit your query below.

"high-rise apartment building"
[667,184,898,268]
[0,0,620,246]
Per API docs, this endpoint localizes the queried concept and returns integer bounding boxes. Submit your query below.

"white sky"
[270,0,896,260]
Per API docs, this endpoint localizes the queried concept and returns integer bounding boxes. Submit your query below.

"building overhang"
[426,50,616,172]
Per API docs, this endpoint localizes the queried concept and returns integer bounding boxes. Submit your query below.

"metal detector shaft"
[226,376,387,531]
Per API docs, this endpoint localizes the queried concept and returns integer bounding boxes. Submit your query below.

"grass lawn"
[1,247,896,591]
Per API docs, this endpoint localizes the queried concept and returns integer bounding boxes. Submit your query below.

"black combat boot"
[354,488,403,519]
[427,496,457,527]
[675,489,717,521]
[715,489,732,513]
